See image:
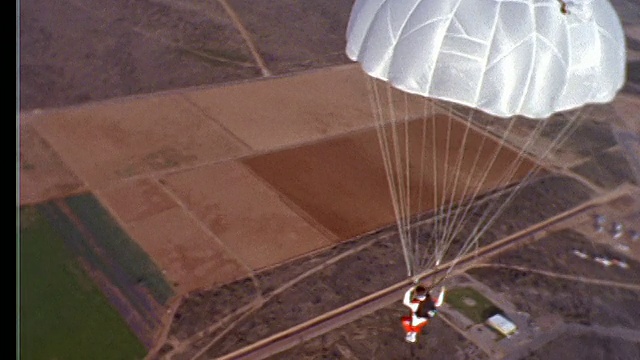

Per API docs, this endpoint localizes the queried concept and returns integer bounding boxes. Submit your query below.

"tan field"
[20,65,537,295]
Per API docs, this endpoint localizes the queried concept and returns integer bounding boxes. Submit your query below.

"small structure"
[571,250,629,269]
[612,259,629,269]
[486,314,518,337]
[614,243,630,252]
[629,230,639,242]
[611,222,624,239]
[572,249,589,259]
[594,257,612,267]
[593,214,606,232]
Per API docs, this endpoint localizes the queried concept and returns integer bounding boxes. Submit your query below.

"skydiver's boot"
[405,331,417,343]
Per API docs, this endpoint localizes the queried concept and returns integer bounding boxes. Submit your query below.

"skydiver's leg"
[401,317,418,342]
[401,316,412,333]
[414,320,429,333]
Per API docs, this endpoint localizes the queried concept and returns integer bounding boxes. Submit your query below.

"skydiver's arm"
[434,286,446,307]
[403,287,414,307]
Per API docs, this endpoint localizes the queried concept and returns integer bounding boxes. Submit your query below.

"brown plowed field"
[244,114,537,240]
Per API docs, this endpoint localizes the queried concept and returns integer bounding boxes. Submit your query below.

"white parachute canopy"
[346,0,626,119]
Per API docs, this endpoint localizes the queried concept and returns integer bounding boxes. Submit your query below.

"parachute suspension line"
[434,105,477,269]
[386,83,415,275]
[470,113,569,235]
[426,100,444,270]
[413,98,436,271]
[432,106,536,283]
[425,116,438,271]
[367,78,414,276]
[368,79,593,283]
[434,106,455,265]
[441,114,521,259]
[424,105,493,277]
[450,116,582,273]
[444,115,546,275]
[469,107,591,243]
[433,104,457,269]
[428,106,506,274]
[444,104,592,279]
[445,113,543,276]
[415,103,459,271]
[401,90,415,273]
[429,102,442,270]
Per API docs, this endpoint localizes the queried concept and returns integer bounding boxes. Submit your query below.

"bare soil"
[151,174,594,359]
[523,332,640,360]
[467,226,640,327]
[19,122,86,205]
[243,114,537,240]
[571,148,638,189]
[271,306,489,360]
[18,0,355,111]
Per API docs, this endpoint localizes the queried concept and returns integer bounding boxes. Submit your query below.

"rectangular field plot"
[243,114,539,240]
[445,287,503,325]
[34,194,173,348]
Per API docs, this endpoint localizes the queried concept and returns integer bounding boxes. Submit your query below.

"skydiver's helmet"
[413,285,428,301]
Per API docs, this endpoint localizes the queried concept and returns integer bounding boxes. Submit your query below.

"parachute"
[345,0,626,278]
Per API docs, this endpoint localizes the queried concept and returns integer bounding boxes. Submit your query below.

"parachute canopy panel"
[346,0,626,119]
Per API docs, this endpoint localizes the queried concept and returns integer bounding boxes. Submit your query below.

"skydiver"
[401,284,446,343]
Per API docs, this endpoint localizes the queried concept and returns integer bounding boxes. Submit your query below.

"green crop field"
[19,206,146,359]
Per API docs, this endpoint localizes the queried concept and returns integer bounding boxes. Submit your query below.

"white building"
[486,314,518,337]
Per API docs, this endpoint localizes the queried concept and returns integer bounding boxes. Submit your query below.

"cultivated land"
[18,0,640,359]
[19,207,147,359]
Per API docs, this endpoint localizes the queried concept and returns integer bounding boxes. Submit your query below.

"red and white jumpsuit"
[401,286,445,342]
